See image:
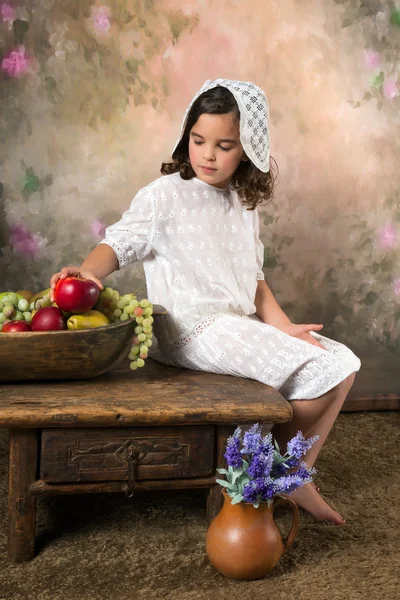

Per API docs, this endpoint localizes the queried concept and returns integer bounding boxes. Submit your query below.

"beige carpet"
[0,412,399,600]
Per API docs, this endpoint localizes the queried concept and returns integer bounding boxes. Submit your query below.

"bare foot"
[285,483,346,525]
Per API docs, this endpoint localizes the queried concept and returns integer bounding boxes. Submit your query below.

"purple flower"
[285,456,300,469]
[224,427,242,469]
[247,450,273,479]
[296,461,316,481]
[243,477,275,503]
[273,473,311,495]
[242,480,258,504]
[287,431,319,460]
[1,46,29,77]
[261,431,274,454]
[241,423,262,455]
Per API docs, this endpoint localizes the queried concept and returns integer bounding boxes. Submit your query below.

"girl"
[50,78,361,525]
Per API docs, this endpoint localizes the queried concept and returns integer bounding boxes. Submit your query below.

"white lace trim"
[157,310,245,353]
[167,313,226,352]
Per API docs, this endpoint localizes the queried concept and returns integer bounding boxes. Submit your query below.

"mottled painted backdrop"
[1,0,399,359]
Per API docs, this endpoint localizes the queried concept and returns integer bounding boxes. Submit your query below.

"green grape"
[134,326,143,334]
[136,358,145,368]
[137,333,146,342]
[130,361,138,370]
[113,308,122,318]
[14,311,24,320]
[116,300,126,310]
[142,318,151,327]
[135,316,144,324]
[18,298,29,312]
[103,287,114,298]
[139,299,149,308]
[3,305,15,318]
[130,345,140,355]
[120,313,129,322]
[23,311,32,322]
[2,294,14,304]
[112,290,119,301]
[129,299,139,308]
[142,326,152,334]
[144,339,153,347]
[122,294,134,303]
[143,307,153,316]
[124,304,134,314]
[0,313,6,324]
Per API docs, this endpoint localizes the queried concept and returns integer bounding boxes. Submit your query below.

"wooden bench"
[0,358,292,563]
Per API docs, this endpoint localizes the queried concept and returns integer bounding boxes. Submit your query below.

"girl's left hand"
[282,323,326,350]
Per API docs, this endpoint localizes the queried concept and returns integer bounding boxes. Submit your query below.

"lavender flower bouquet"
[216,424,319,508]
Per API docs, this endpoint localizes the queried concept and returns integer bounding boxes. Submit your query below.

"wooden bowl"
[0,320,137,382]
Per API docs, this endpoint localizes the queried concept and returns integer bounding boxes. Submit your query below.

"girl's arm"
[254,280,325,349]
[50,244,118,300]
[254,280,292,329]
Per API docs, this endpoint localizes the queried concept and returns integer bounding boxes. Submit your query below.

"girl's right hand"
[50,266,104,302]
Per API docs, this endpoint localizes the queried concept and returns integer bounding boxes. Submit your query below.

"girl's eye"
[193,141,231,152]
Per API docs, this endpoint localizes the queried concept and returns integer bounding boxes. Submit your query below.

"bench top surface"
[0,359,291,428]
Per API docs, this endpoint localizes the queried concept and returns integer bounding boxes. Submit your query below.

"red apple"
[2,320,32,333]
[31,307,66,331]
[54,276,100,313]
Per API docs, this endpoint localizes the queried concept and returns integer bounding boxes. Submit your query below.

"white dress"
[100,174,361,400]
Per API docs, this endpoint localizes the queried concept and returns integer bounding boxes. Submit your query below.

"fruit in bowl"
[0,284,159,375]
[31,306,66,331]
[2,320,32,333]
[54,276,100,313]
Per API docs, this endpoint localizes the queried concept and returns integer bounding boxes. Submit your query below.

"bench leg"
[206,424,236,525]
[8,429,39,563]
[206,484,223,524]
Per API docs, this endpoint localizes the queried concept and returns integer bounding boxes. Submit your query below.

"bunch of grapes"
[95,287,153,370]
[0,293,32,331]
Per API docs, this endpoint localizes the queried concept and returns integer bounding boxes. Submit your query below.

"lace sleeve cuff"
[256,270,265,281]
[98,239,127,269]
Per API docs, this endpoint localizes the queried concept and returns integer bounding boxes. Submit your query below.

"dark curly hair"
[161,86,278,210]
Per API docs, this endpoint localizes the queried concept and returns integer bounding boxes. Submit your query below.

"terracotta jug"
[206,489,300,580]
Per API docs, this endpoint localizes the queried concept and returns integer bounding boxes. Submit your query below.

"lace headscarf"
[172,78,270,173]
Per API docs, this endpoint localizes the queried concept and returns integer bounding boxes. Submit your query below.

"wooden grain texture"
[0,359,292,428]
[343,394,400,412]
[206,425,236,524]
[29,476,217,496]
[8,429,38,563]
[0,320,136,381]
[40,426,215,482]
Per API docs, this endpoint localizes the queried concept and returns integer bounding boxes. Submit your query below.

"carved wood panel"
[40,426,214,482]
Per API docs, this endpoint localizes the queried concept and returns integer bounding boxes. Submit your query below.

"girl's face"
[188,112,248,189]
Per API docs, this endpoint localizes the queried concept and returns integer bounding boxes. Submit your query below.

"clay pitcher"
[206,489,300,580]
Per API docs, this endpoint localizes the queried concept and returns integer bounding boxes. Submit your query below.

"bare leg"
[271,373,356,525]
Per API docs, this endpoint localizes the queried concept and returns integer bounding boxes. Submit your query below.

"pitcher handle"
[272,494,300,552]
